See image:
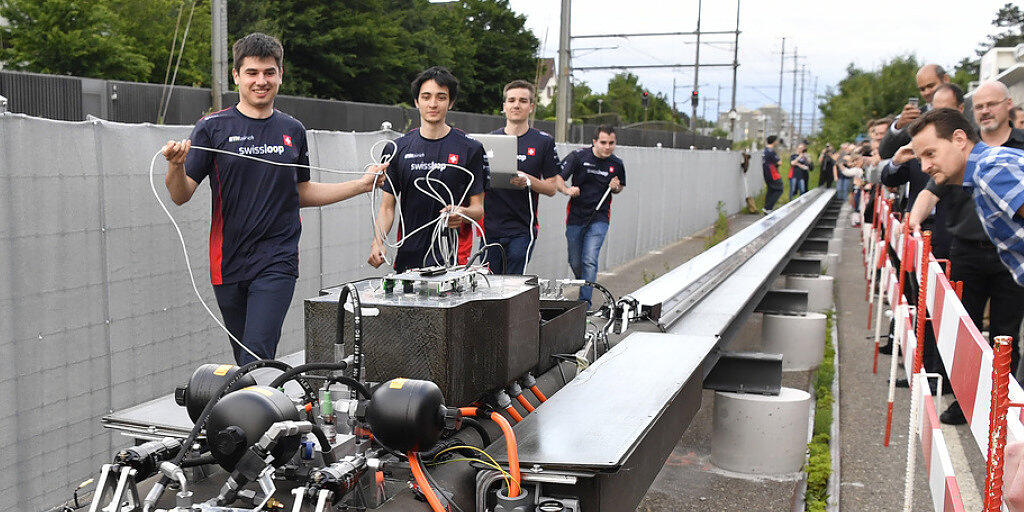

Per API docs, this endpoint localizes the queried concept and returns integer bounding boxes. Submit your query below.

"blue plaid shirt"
[963,141,1024,285]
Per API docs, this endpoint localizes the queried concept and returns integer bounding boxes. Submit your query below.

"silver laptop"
[470,133,520,189]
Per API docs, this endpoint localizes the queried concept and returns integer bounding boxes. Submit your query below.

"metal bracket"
[755,289,808,315]
[703,351,783,395]
[798,238,830,254]
[782,258,822,277]
[809,227,833,239]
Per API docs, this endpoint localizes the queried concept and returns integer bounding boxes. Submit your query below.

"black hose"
[459,417,492,447]
[310,424,338,464]
[267,361,349,389]
[157,359,295,494]
[336,283,364,398]
[180,454,217,468]
[464,243,506,272]
[325,375,373,400]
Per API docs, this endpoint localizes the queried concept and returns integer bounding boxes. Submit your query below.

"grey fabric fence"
[0,112,762,511]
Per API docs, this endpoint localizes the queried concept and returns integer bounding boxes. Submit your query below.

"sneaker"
[940,401,967,425]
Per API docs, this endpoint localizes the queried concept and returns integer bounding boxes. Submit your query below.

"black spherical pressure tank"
[206,386,302,471]
[176,364,257,423]
[364,378,446,453]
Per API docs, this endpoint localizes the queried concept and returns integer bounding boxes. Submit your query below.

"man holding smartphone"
[879,64,951,158]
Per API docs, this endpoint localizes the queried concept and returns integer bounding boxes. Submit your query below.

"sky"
[506,0,1013,126]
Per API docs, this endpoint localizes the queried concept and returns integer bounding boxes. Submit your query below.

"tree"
[977,3,1024,56]
[817,56,920,145]
[111,0,212,87]
[0,0,153,80]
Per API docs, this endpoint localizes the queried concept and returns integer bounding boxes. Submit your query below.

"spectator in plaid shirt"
[909,107,1024,286]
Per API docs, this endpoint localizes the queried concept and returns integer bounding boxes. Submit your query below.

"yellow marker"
[213,364,234,376]
[242,386,274,398]
[389,378,408,389]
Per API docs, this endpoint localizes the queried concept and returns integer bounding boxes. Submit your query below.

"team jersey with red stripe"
[184,106,310,285]
[381,128,488,272]
[560,147,626,225]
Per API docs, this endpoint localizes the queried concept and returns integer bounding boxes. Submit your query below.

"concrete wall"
[0,112,763,511]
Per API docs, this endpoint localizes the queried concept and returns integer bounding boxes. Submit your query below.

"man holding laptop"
[482,80,561,274]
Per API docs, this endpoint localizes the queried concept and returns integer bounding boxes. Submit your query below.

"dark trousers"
[765,185,783,210]
[485,234,534,275]
[950,238,1024,374]
[213,270,297,365]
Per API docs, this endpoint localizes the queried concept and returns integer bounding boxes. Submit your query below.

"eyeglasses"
[974,99,1009,112]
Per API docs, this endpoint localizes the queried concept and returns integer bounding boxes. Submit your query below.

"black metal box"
[538,299,587,373]
[304,276,540,405]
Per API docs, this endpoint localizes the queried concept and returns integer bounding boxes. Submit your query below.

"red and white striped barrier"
[858,187,1024,511]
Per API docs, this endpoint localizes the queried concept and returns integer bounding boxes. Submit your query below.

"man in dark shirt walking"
[762,135,783,212]
[161,33,381,364]
[484,80,560,274]
[558,125,625,304]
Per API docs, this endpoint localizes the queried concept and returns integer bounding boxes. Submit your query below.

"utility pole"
[210,0,228,110]
[691,0,702,131]
[672,77,676,112]
[778,37,785,108]
[810,75,818,136]
[716,84,722,121]
[798,64,806,140]
[728,0,740,135]
[555,0,572,142]
[790,47,798,143]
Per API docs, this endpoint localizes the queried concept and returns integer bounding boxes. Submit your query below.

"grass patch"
[806,310,835,511]
[640,268,659,285]
[704,201,730,249]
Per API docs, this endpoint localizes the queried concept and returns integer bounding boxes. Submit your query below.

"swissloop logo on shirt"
[448,153,460,165]
[282,134,293,147]
[238,144,286,156]
[527,147,536,156]
[609,166,616,173]
[410,161,450,172]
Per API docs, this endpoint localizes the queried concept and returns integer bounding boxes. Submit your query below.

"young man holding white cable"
[367,66,488,273]
[161,33,382,364]
[483,80,560,274]
[557,125,625,304]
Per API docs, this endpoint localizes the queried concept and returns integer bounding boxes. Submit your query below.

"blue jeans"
[837,177,852,198]
[565,221,609,303]
[485,234,534,275]
[789,178,806,198]
[213,269,297,364]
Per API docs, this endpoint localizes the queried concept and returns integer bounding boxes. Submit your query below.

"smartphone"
[908,97,919,108]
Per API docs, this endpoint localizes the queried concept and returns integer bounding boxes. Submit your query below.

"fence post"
[983,336,1014,511]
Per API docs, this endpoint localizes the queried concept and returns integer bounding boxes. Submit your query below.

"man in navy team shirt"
[762,135,783,212]
[368,66,488,273]
[484,79,560,274]
[161,33,382,364]
[557,125,626,304]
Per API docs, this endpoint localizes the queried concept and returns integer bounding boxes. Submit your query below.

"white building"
[716,104,791,143]
[975,45,1024,107]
